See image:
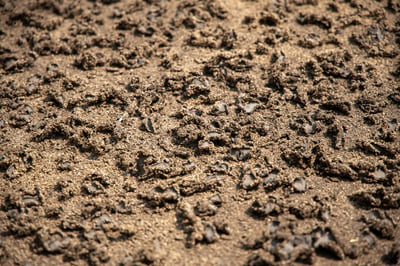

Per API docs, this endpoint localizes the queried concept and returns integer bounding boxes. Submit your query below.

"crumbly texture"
[0,0,400,265]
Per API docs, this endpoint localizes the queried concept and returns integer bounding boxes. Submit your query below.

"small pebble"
[292,177,307,193]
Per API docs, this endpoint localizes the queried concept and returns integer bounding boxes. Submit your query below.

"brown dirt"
[1,0,400,265]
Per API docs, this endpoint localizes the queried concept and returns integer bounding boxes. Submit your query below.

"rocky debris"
[349,188,400,209]
[176,201,229,247]
[248,197,283,218]
[134,153,195,180]
[57,160,72,171]
[81,174,111,196]
[74,51,104,70]
[138,185,179,208]
[60,215,85,232]
[179,175,224,196]
[3,188,44,210]
[31,228,71,254]
[262,169,284,192]
[210,101,229,116]
[314,152,357,180]
[110,200,135,215]
[183,76,211,99]
[231,148,252,161]
[313,228,344,260]
[289,201,320,219]
[242,221,356,263]
[240,172,260,191]
[272,235,315,263]
[9,104,34,128]
[362,210,396,239]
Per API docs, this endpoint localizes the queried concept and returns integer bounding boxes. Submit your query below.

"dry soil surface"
[1,0,400,265]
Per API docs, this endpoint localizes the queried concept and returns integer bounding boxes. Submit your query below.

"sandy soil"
[1,0,400,265]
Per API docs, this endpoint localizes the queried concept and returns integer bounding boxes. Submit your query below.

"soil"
[1,0,400,265]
